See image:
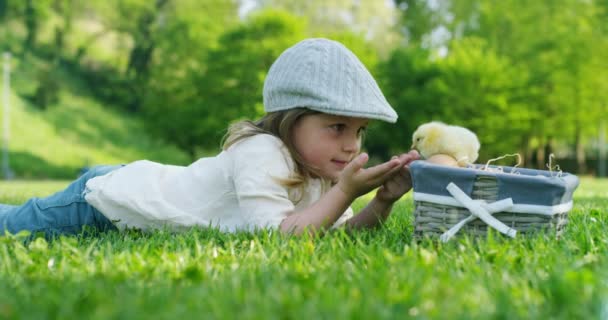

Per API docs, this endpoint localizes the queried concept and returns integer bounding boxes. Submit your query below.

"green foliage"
[432,37,533,159]
[385,0,607,169]
[1,0,606,172]
[32,64,60,109]
[144,9,307,155]
[141,8,382,156]
[0,0,8,21]
[445,0,607,166]
[136,0,240,154]
[369,47,441,158]
[253,0,402,55]
[2,54,190,179]
[394,0,446,46]
[0,178,607,318]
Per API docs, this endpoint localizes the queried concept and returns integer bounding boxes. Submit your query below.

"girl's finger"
[364,162,404,186]
[343,153,369,177]
[407,149,420,159]
[360,159,401,180]
[399,152,419,166]
[376,165,411,187]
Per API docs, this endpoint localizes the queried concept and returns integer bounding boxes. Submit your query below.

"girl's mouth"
[331,160,348,168]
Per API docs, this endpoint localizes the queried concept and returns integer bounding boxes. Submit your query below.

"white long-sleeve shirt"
[84,134,353,232]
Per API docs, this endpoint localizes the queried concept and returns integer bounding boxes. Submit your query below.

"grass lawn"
[0,177,607,319]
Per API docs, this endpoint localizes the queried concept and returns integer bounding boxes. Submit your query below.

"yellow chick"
[411,122,480,167]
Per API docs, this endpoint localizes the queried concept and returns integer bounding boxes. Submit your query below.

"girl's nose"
[343,135,360,152]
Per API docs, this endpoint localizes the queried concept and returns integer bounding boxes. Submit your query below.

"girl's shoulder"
[228,133,292,165]
[228,133,296,177]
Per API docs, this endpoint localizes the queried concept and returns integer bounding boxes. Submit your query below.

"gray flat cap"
[263,38,398,123]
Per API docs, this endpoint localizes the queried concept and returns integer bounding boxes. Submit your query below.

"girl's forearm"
[279,185,353,235]
[344,197,393,230]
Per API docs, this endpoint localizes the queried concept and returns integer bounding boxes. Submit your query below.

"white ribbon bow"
[439,183,517,242]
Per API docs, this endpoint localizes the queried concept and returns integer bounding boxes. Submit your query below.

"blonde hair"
[222,108,324,189]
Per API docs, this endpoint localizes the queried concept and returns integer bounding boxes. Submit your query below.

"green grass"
[1,53,191,179]
[0,178,607,319]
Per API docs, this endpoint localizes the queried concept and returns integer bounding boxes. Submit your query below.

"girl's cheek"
[326,127,339,136]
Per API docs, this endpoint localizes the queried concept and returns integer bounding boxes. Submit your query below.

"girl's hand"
[336,153,405,200]
[375,150,420,203]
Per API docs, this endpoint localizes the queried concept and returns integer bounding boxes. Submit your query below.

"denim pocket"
[35,193,85,210]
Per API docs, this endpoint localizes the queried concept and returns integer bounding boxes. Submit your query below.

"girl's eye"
[330,124,346,132]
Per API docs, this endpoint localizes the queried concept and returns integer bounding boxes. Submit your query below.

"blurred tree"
[0,0,7,21]
[93,0,170,112]
[394,0,449,47]
[126,0,170,80]
[432,37,532,161]
[0,0,80,55]
[454,0,607,170]
[386,0,607,169]
[145,0,239,101]
[144,9,305,157]
[50,0,76,61]
[369,47,441,158]
[249,0,401,56]
[140,0,239,156]
[21,0,53,50]
[0,0,16,50]
[33,65,60,109]
[86,0,238,113]
[24,0,38,49]
[375,37,531,161]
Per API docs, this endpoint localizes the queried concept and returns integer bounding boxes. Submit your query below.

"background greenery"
[1,0,606,178]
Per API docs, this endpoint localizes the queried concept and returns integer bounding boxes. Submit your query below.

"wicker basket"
[409,161,579,241]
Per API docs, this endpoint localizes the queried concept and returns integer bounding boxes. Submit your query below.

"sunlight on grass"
[0,178,607,318]
[576,177,608,198]
[0,180,70,204]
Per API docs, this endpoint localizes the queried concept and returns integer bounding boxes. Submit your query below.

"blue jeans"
[0,165,121,238]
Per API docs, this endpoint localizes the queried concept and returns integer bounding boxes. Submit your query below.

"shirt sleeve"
[231,135,296,230]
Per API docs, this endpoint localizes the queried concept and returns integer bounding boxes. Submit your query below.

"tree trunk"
[544,136,554,160]
[600,120,606,177]
[0,0,8,21]
[125,0,169,112]
[126,0,169,79]
[519,135,532,167]
[24,0,38,49]
[74,31,106,62]
[575,127,587,174]
[53,0,72,62]
[535,137,546,170]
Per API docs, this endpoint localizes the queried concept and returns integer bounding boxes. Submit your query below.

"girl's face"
[292,113,368,181]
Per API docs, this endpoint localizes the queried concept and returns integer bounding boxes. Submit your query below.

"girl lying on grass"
[0,38,419,238]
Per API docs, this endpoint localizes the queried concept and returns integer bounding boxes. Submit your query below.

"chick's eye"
[416,137,421,141]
